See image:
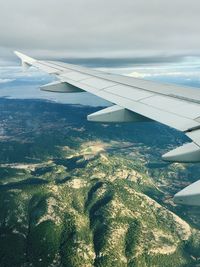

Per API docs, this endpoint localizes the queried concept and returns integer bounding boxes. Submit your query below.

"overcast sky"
[1,0,200,64]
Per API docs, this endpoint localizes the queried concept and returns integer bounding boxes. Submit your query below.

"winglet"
[14,51,36,70]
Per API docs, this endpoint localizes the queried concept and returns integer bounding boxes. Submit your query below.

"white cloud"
[127,70,200,78]
[0,78,14,84]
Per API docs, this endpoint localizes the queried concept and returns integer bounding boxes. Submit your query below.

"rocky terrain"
[0,98,200,267]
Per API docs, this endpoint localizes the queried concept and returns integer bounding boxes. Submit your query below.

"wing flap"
[81,77,117,90]
[104,84,154,101]
[61,71,91,81]
[141,95,200,120]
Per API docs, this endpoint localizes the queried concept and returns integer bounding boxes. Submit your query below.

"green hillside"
[0,98,200,267]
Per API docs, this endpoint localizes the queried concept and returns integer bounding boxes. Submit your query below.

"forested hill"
[0,98,200,267]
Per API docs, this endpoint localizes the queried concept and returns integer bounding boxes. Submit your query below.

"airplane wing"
[14,51,200,162]
[14,51,200,205]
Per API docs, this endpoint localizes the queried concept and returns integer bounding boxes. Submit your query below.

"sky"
[1,0,200,105]
[1,0,200,64]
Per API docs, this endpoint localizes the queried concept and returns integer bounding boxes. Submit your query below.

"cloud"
[1,0,200,63]
[128,70,200,78]
[0,78,14,84]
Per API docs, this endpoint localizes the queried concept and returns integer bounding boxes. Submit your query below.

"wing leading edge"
[14,51,200,206]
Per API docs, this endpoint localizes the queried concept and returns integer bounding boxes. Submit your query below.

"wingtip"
[14,50,19,55]
[13,51,36,64]
[14,50,24,57]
